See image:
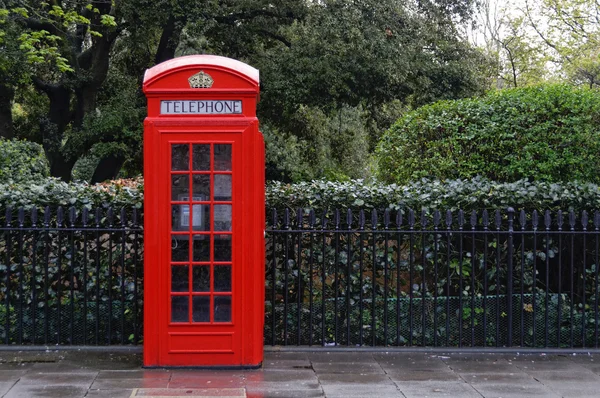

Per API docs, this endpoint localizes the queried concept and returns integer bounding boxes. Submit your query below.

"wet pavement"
[0,349,600,397]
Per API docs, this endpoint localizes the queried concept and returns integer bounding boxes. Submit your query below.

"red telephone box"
[142,55,265,367]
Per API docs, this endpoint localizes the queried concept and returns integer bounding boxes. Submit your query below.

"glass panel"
[171,235,189,261]
[171,265,189,292]
[171,296,188,322]
[192,174,210,200]
[214,296,231,322]
[192,144,210,171]
[171,175,189,202]
[214,266,231,292]
[171,144,189,171]
[192,266,210,292]
[214,144,232,171]
[214,205,232,231]
[213,174,232,201]
[172,205,189,232]
[192,296,210,322]
[191,205,210,231]
[214,235,232,262]
[192,235,210,262]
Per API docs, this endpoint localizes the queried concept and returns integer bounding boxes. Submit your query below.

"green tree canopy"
[376,84,600,184]
[1,0,490,183]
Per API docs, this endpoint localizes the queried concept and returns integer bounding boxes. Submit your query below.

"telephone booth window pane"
[214,205,232,231]
[192,296,210,322]
[171,265,189,292]
[171,175,189,201]
[192,144,210,171]
[171,235,189,261]
[192,175,210,199]
[171,145,189,171]
[214,266,231,292]
[192,266,210,292]
[213,174,231,201]
[191,205,210,231]
[172,205,190,231]
[214,144,232,171]
[214,235,232,262]
[192,235,210,262]
[214,296,231,322]
[171,296,189,322]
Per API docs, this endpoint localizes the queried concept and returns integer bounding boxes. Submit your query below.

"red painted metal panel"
[143,55,264,368]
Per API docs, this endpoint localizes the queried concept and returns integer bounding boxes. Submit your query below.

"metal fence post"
[507,207,515,347]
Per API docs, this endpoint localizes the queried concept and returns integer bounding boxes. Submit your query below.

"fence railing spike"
[371,209,378,229]
[18,207,25,227]
[482,209,489,229]
[347,209,353,229]
[395,209,403,229]
[359,209,365,230]
[31,207,38,227]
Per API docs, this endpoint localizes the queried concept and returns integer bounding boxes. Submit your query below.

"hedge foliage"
[0,177,143,208]
[376,85,600,184]
[3,176,600,213]
[266,177,600,212]
[0,139,49,183]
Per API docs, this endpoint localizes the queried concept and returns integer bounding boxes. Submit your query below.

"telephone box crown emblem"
[188,71,214,88]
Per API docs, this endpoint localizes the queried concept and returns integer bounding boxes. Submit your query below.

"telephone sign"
[143,55,265,368]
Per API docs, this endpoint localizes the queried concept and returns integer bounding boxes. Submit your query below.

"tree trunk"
[37,83,75,182]
[90,153,126,183]
[0,84,14,139]
[155,14,186,65]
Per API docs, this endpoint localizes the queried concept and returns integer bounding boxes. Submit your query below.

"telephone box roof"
[143,55,259,87]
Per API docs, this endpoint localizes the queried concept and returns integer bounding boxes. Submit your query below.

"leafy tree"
[376,84,600,184]
[0,0,306,182]
[1,0,488,183]
[477,0,600,88]
[252,0,491,180]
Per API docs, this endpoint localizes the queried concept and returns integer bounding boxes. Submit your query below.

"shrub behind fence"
[1,206,599,348]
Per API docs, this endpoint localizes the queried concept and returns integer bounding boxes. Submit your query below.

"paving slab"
[317,372,394,385]
[244,369,318,383]
[17,371,97,386]
[96,370,172,380]
[91,378,171,390]
[85,389,134,397]
[4,384,91,398]
[131,388,246,397]
[309,361,384,374]
[469,382,560,397]
[320,384,403,398]
[387,369,462,381]
[397,380,482,398]
[245,389,324,398]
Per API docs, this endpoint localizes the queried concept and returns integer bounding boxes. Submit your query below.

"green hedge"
[376,85,600,184]
[0,177,143,208]
[266,177,600,212]
[3,176,600,212]
[0,139,49,183]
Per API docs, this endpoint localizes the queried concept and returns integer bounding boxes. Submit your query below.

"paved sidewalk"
[0,349,600,397]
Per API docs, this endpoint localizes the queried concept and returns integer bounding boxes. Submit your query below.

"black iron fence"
[1,206,600,349]
[265,208,600,348]
[0,206,143,345]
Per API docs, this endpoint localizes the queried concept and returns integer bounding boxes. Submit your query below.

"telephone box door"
[158,131,243,366]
